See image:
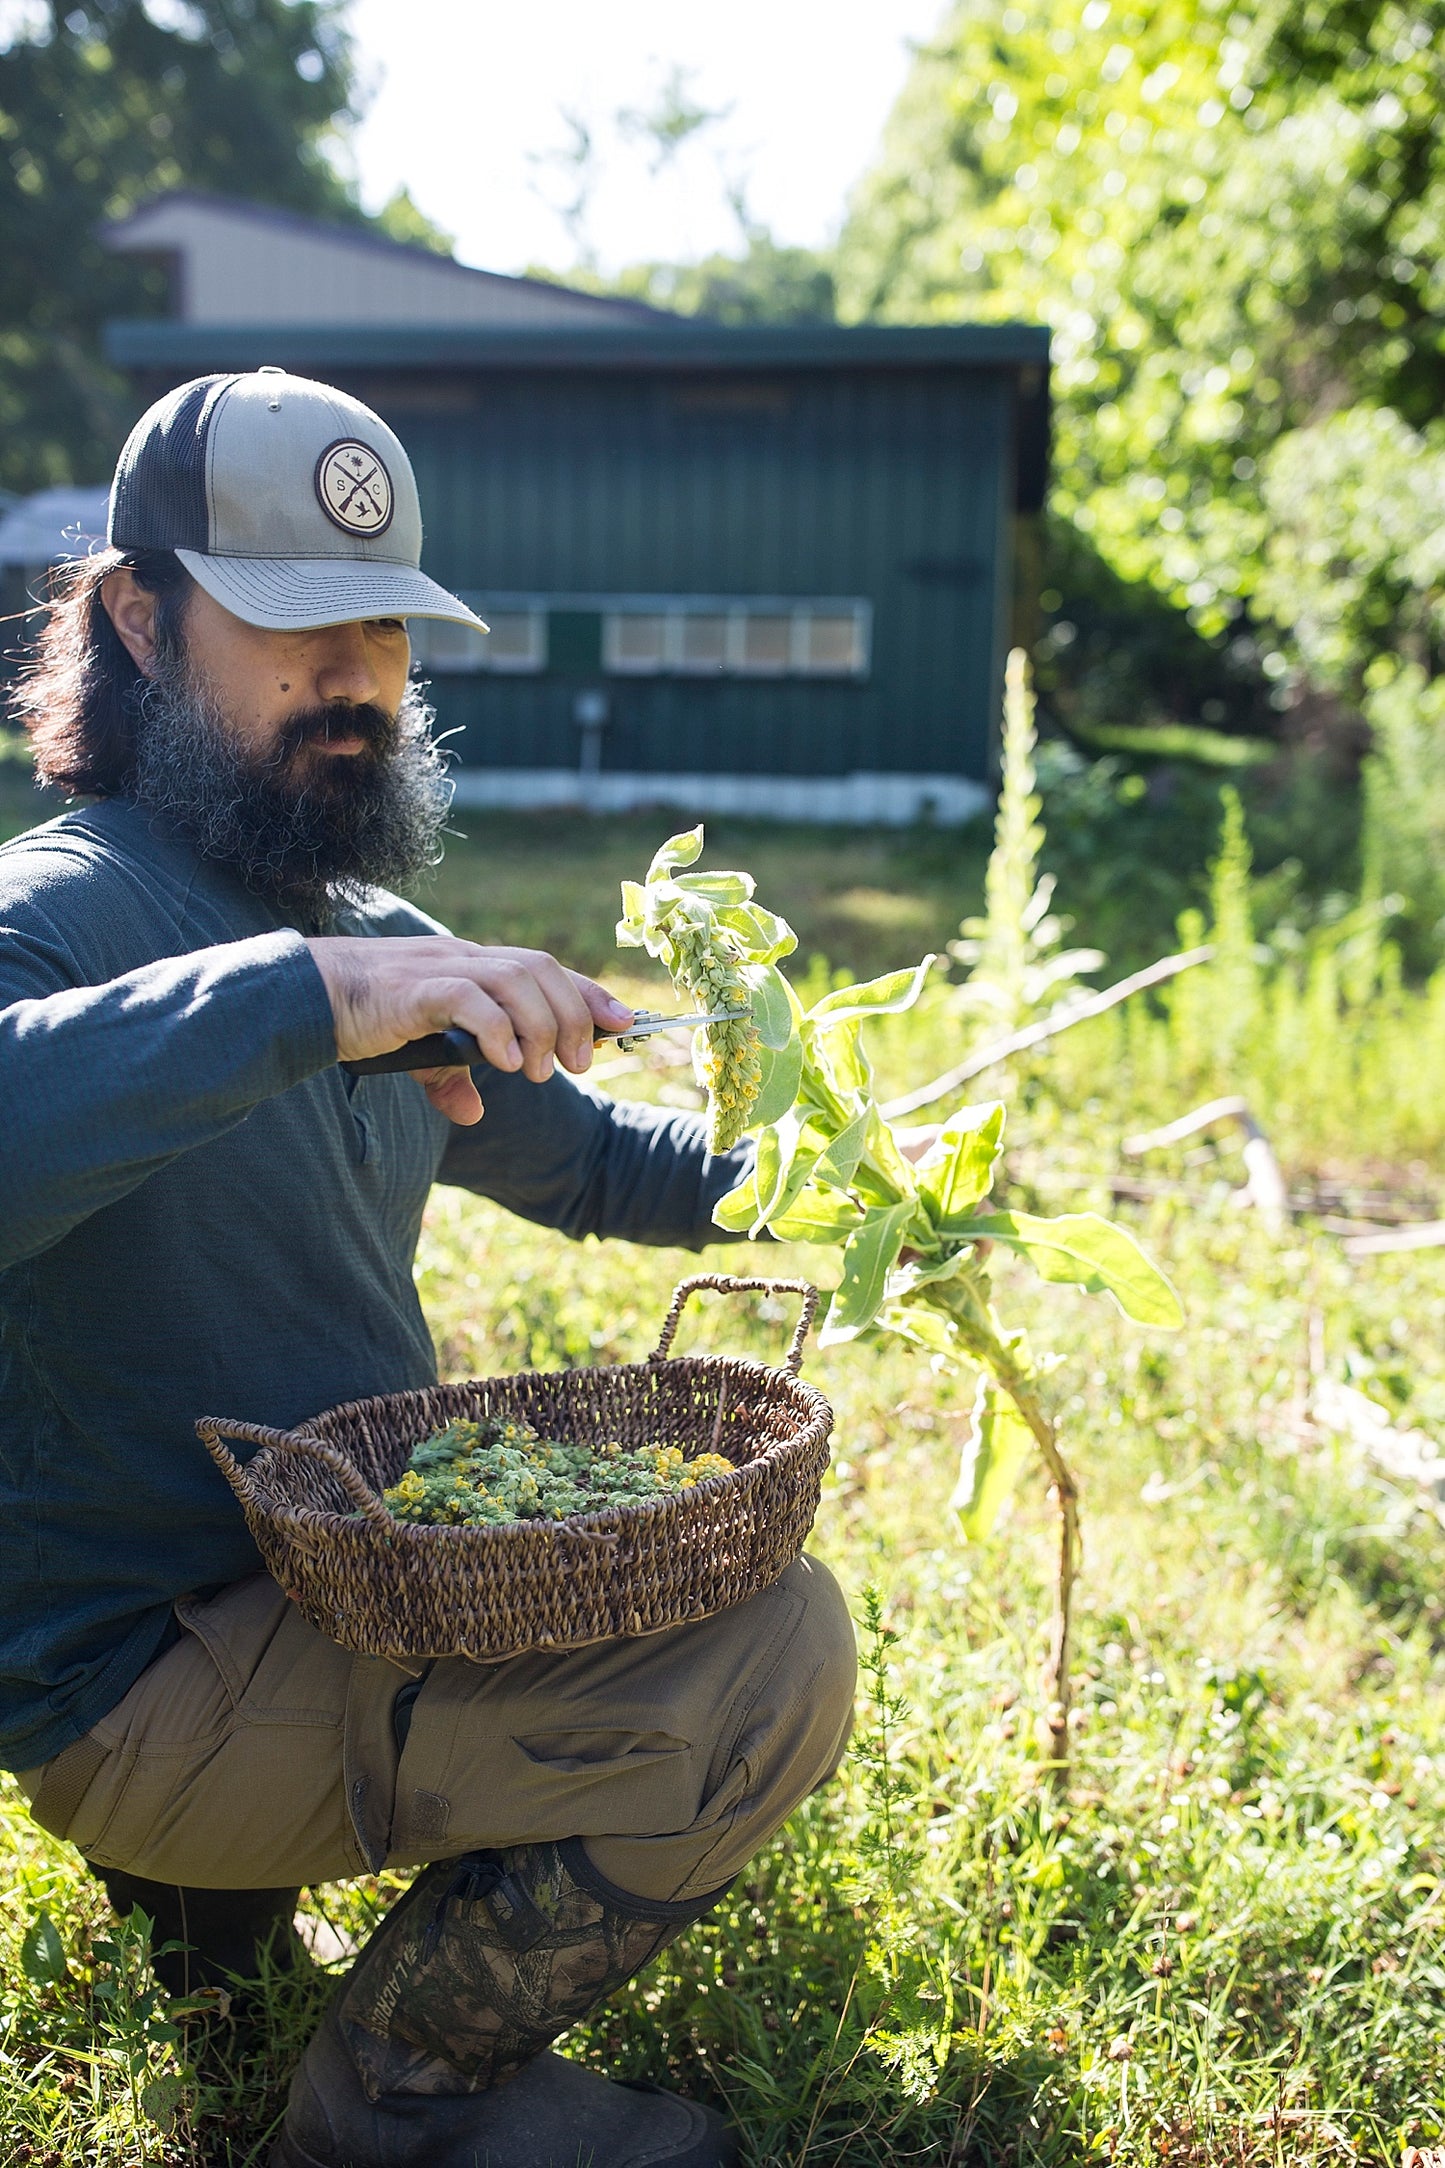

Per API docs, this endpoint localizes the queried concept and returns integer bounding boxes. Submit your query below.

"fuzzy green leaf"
[769,1186,867,1243]
[813,1107,870,1189]
[744,1114,828,1234]
[712,902,799,964]
[140,2074,184,2134]
[21,1910,68,1986]
[889,1248,971,1295]
[648,827,704,880]
[750,1034,804,1128]
[712,1167,762,1234]
[918,1102,1007,1226]
[818,1201,916,1344]
[968,1211,1185,1327]
[615,880,649,947]
[740,962,797,1051]
[862,1109,918,1203]
[672,869,755,906]
[950,1376,1032,1540]
[807,956,935,1029]
[812,1015,872,1096]
[875,1298,962,1359]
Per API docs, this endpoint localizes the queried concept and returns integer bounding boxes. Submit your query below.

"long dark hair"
[8,549,193,797]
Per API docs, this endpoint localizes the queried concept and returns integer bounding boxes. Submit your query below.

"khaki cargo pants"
[17,1557,856,1905]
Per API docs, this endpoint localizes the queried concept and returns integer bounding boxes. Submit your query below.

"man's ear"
[100,568,162,677]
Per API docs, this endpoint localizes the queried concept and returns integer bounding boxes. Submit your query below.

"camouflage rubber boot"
[271,1837,737,2168]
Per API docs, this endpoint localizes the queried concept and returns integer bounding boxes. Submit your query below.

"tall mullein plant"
[949,649,1104,1037]
[621,821,1182,1786]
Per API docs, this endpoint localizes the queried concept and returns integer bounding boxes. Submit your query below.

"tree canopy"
[0,0,368,494]
[608,225,836,326]
[837,0,1445,708]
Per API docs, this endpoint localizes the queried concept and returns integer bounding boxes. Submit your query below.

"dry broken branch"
[1124,1095,1287,1228]
[882,945,1215,1120]
[1342,1219,1445,1259]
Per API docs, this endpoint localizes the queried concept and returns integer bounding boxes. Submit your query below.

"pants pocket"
[512,1728,691,1775]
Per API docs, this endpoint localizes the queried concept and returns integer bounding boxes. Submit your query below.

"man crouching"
[0,368,856,2167]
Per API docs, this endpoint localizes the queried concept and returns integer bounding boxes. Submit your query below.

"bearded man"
[0,369,856,2168]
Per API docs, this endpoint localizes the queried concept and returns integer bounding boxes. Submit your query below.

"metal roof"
[104,319,1050,373]
[102,192,666,329]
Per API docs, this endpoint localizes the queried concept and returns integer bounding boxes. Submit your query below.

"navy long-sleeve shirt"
[0,798,745,1771]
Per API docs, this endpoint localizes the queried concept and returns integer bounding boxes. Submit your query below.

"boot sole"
[270,2130,734,2168]
[270,2119,737,2168]
[269,2133,329,2168]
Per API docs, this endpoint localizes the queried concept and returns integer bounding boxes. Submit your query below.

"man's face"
[181,582,415,776]
[102,567,453,923]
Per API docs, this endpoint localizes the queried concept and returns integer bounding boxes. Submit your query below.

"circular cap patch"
[315,439,394,538]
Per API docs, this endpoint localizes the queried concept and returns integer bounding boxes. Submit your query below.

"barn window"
[408,599,545,674]
[800,612,867,674]
[421,594,872,679]
[603,613,668,673]
[408,614,486,672]
[599,599,870,679]
[737,614,792,674]
[677,613,729,672]
[483,611,547,672]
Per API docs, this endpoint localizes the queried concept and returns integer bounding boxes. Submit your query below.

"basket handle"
[196,1418,395,1530]
[649,1275,819,1377]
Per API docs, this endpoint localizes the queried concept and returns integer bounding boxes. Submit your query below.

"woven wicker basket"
[196,1275,832,1664]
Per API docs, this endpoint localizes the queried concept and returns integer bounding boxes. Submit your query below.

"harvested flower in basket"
[380,1414,735,1528]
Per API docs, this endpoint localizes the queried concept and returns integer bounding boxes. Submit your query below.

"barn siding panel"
[389,365,1012,783]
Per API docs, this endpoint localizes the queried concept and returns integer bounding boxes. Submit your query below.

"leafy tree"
[608,223,836,326]
[372,186,455,257]
[837,0,1445,707]
[0,0,364,493]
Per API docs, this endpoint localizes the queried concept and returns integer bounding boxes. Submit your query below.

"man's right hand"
[305,936,634,1125]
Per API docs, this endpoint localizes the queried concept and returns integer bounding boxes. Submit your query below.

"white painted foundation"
[447,768,989,828]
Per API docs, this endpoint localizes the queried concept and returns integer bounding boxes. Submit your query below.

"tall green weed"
[1361,665,1445,975]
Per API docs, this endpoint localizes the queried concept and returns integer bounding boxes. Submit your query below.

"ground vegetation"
[4,774,1445,2159]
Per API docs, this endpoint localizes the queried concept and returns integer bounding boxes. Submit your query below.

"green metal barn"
[102,197,1050,826]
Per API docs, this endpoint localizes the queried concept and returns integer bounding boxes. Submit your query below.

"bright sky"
[343,0,946,278]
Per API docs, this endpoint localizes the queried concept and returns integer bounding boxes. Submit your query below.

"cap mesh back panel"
[109,375,240,553]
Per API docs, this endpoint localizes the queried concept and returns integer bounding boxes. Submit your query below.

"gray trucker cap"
[107,368,487,635]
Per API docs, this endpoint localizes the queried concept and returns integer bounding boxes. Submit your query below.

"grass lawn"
[2,779,1443,2163]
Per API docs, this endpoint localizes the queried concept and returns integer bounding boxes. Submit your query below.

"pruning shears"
[342,1007,750,1077]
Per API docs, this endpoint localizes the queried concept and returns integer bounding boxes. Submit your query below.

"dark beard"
[128,662,453,929]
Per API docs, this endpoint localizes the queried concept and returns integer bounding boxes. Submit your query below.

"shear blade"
[610,1006,749,1050]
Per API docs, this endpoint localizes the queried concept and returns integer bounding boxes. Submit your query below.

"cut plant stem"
[929,1271,1080,1790]
[996,1369,1079,1789]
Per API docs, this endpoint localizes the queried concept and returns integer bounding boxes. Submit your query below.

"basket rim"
[296,1350,829,1436]
[234,1354,833,1546]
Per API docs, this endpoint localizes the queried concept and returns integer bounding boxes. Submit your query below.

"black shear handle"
[342,1028,484,1076]
[342,1022,618,1077]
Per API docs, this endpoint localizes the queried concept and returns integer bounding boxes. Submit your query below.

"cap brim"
[175,550,487,634]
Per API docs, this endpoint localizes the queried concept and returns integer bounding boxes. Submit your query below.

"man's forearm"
[436,1065,751,1249]
[0,931,337,1269]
